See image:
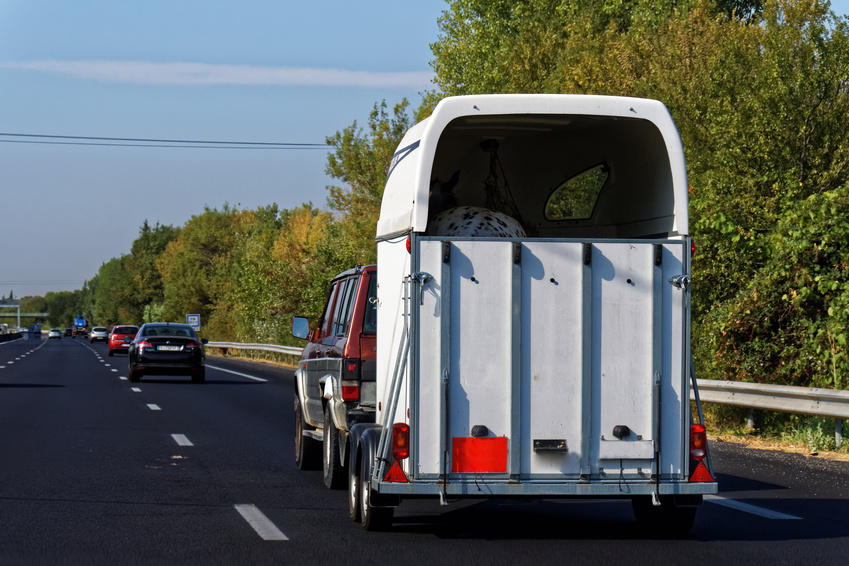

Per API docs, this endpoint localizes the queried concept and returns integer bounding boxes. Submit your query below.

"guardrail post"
[837,419,843,449]
[747,408,755,430]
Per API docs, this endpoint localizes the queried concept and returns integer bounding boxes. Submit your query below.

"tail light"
[341,359,360,401]
[690,424,706,460]
[138,340,155,351]
[691,239,696,257]
[341,381,360,401]
[392,423,410,460]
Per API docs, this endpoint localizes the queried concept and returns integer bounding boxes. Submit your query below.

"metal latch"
[413,272,433,305]
[668,275,690,291]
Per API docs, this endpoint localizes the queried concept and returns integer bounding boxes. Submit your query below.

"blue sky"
[1,0,848,301]
[0,0,445,299]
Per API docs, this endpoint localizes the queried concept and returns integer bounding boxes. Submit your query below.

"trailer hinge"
[512,241,522,264]
[583,243,592,265]
[654,244,663,266]
[442,241,451,264]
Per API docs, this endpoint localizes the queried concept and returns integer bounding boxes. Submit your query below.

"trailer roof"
[377,94,689,240]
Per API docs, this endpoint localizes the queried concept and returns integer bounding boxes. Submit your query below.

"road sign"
[186,314,200,330]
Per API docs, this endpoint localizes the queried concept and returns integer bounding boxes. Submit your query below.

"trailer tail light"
[690,424,706,460]
[691,240,696,257]
[392,423,410,460]
[689,423,715,482]
[406,236,411,254]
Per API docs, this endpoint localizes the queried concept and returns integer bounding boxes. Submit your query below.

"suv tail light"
[393,423,410,460]
[341,381,360,401]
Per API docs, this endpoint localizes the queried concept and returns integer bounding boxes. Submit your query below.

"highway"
[1,334,848,564]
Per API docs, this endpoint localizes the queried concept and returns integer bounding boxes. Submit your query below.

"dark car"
[64,328,73,337]
[108,325,139,356]
[127,322,208,383]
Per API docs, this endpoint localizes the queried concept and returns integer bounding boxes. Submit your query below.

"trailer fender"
[349,423,399,507]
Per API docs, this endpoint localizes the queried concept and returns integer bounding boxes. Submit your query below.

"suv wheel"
[294,395,320,470]
[323,404,344,489]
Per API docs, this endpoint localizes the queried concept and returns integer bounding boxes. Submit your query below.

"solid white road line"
[205,364,268,382]
[234,504,288,540]
[171,434,193,446]
[704,495,802,520]
[147,404,161,411]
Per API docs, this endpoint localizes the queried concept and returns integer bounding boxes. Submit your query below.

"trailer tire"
[323,405,345,489]
[631,495,697,535]
[348,453,361,522]
[360,454,393,531]
[294,395,320,470]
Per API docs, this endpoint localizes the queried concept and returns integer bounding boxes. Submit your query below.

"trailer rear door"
[412,238,690,483]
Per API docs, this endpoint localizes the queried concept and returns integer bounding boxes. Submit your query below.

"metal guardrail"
[204,340,848,447]
[206,341,302,366]
[693,379,847,447]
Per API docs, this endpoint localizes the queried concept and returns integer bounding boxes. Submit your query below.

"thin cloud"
[0,60,435,88]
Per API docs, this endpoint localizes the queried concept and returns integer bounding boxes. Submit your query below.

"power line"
[0,132,327,149]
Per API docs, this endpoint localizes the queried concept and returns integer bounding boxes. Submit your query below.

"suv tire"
[295,395,320,470]
[323,404,344,489]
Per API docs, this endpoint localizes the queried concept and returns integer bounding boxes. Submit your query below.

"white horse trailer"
[348,94,717,532]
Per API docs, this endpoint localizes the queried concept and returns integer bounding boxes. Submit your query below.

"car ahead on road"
[64,328,73,337]
[107,325,139,356]
[89,326,109,343]
[48,328,62,339]
[127,322,208,384]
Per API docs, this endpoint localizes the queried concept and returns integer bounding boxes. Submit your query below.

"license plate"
[157,345,182,351]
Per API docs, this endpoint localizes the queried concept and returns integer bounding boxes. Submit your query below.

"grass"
[701,403,849,461]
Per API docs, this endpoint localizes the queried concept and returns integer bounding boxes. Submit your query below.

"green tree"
[325,99,413,265]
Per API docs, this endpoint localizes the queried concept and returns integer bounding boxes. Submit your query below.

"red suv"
[292,265,377,489]
[108,325,139,356]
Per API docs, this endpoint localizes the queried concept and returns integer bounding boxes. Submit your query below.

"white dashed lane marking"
[147,404,161,411]
[131,388,141,393]
[234,504,288,540]
[172,434,193,447]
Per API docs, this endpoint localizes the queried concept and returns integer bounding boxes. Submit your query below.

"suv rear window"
[362,275,377,335]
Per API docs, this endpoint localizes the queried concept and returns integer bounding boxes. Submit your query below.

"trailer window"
[545,163,609,220]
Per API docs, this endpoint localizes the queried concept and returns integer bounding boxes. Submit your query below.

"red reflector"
[451,437,508,473]
[393,423,410,459]
[346,361,358,372]
[341,385,359,401]
[383,460,409,483]
[690,459,714,482]
[406,236,411,254]
[691,240,696,257]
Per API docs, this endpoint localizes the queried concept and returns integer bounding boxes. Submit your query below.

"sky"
[1,0,848,301]
[0,0,445,299]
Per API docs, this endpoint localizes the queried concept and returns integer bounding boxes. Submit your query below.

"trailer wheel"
[294,395,320,470]
[359,455,393,531]
[323,405,345,489]
[348,453,361,522]
[632,495,697,535]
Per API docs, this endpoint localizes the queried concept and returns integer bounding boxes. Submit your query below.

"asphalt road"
[1,334,848,564]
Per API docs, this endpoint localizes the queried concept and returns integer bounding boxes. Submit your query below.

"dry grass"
[709,432,849,462]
